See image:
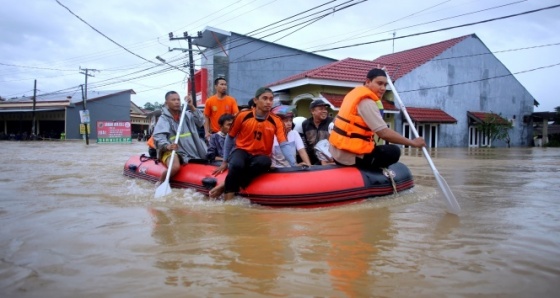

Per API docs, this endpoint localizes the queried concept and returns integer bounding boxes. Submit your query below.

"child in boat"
[270,104,311,168]
[206,114,234,162]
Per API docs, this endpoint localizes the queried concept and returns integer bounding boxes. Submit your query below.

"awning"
[467,111,509,125]
[406,107,457,124]
[0,108,65,113]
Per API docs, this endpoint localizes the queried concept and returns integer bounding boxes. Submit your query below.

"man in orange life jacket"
[209,87,296,201]
[329,68,425,169]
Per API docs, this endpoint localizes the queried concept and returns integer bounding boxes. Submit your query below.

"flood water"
[0,141,559,297]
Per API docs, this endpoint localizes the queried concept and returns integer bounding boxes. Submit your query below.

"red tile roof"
[270,58,378,86]
[321,92,398,110]
[269,34,473,87]
[468,111,510,125]
[407,107,457,123]
[372,35,471,81]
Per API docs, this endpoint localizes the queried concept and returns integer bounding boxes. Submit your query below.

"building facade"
[192,27,336,105]
[0,89,135,140]
[268,34,536,148]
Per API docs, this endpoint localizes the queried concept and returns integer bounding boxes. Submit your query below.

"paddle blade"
[154,181,172,199]
[434,171,461,215]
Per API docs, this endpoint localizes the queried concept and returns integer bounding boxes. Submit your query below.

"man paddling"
[152,91,207,184]
[329,68,425,169]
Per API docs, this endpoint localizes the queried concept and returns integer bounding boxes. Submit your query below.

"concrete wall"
[393,35,534,147]
[66,92,132,139]
[200,33,335,105]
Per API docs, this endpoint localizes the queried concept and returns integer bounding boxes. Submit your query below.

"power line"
[313,4,560,53]
[399,61,560,93]
[54,0,158,65]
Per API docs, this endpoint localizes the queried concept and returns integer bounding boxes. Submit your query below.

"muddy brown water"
[0,141,559,297]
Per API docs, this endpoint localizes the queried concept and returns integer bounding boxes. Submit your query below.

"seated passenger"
[314,122,335,165]
[271,105,311,168]
[153,91,207,184]
[206,114,234,162]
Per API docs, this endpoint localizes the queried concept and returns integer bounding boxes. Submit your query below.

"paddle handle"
[384,71,439,172]
[162,101,189,184]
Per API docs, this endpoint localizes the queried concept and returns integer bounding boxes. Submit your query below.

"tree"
[143,101,163,111]
[475,114,513,148]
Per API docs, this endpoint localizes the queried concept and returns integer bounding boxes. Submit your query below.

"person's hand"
[298,162,311,168]
[410,137,426,148]
[205,132,212,140]
[185,95,196,110]
[166,143,178,151]
[212,162,228,176]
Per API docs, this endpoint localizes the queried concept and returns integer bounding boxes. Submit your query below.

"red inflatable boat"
[123,154,415,207]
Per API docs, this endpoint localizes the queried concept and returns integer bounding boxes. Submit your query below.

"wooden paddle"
[384,70,461,215]
[154,101,189,199]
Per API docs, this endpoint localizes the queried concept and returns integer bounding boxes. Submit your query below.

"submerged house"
[268,34,536,148]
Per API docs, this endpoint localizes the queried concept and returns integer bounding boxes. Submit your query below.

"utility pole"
[168,31,203,103]
[31,79,37,138]
[79,67,99,145]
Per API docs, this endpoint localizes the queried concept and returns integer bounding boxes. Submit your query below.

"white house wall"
[393,36,534,147]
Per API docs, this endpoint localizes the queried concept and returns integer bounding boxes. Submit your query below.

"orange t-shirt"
[229,110,287,156]
[204,95,239,132]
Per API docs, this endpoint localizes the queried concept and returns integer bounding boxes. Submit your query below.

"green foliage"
[143,101,163,111]
[554,106,560,125]
[475,114,513,147]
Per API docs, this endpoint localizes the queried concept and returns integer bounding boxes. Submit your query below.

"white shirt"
[272,130,305,168]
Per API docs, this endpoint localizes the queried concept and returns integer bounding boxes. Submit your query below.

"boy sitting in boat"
[209,87,296,200]
[206,114,234,162]
[152,91,207,185]
[270,104,311,168]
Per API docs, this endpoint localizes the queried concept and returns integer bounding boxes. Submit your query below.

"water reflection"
[147,205,394,296]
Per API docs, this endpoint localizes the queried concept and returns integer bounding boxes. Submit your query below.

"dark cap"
[254,87,273,98]
[310,99,329,109]
[366,68,387,80]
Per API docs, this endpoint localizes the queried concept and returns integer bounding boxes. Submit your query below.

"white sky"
[1,0,559,112]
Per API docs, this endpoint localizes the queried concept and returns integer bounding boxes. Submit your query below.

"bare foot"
[223,192,234,201]
[209,183,225,198]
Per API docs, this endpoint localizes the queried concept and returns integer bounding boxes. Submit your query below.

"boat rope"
[382,167,398,195]
[140,153,159,165]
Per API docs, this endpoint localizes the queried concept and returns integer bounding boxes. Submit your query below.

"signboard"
[79,123,91,135]
[96,121,132,143]
[79,110,90,123]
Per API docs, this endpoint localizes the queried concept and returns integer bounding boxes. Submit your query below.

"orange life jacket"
[147,135,156,149]
[329,86,384,154]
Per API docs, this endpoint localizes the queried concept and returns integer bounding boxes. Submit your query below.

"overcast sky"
[1,0,558,112]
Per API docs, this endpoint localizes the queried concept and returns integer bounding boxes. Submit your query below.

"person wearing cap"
[301,99,334,165]
[209,87,297,200]
[329,68,426,169]
[203,77,239,140]
[270,104,311,168]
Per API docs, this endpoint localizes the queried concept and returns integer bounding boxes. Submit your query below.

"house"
[0,89,135,139]
[268,34,536,148]
[191,26,336,105]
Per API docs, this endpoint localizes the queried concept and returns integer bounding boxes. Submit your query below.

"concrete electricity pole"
[79,67,99,145]
[167,31,203,103]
